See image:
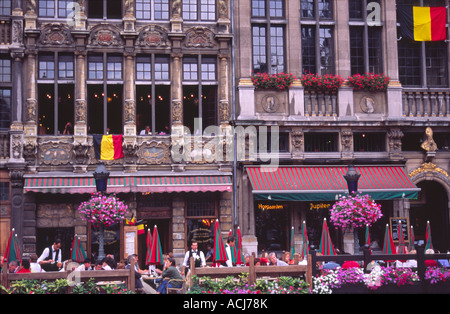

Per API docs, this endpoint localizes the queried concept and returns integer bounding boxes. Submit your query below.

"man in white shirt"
[37,238,62,271]
[182,241,206,275]
[76,258,92,271]
[269,252,288,266]
[29,254,43,272]
[225,236,236,267]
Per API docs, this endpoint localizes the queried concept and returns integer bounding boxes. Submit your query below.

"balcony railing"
[402,90,450,118]
[304,91,338,117]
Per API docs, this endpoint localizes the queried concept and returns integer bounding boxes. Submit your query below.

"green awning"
[246,165,420,201]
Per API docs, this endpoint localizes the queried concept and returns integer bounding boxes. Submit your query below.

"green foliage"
[187,274,310,294]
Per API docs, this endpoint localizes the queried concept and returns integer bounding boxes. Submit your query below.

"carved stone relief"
[388,129,404,158]
[39,23,74,46]
[88,25,123,47]
[124,99,136,125]
[291,129,303,155]
[75,99,87,123]
[137,140,171,165]
[171,100,182,124]
[184,27,217,48]
[38,141,72,166]
[136,25,170,48]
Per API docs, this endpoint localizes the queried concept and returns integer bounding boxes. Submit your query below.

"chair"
[166,278,185,294]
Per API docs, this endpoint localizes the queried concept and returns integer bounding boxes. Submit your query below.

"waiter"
[182,240,206,276]
[37,238,62,271]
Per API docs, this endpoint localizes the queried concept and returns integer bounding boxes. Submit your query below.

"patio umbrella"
[409,226,415,252]
[425,221,433,251]
[319,218,336,256]
[147,225,164,265]
[365,224,371,246]
[212,219,227,264]
[228,229,237,265]
[71,235,87,263]
[2,229,21,264]
[382,224,397,262]
[289,226,295,260]
[301,221,309,259]
[145,228,152,265]
[236,226,245,265]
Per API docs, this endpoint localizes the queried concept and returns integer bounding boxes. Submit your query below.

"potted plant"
[300,72,344,94]
[348,73,390,92]
[251,72,297,91]
[77,192,128,259]
[424,267,450,293]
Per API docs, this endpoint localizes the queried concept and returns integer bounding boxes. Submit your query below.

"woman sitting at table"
[157,257,183,294]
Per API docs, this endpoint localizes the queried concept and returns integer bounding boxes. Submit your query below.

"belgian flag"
[93,134,124,160]
[397,6,447,41]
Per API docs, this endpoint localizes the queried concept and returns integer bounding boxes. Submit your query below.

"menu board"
[124,226,138,259]
[390,217,409,243]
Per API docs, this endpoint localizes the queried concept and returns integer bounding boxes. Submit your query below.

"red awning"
[24,174,232,194]
[246,165,419,201]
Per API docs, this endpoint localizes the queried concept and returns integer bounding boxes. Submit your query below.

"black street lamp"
[93,163,110,194]
[344,165,360,195]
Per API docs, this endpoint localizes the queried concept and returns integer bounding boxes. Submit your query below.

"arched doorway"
[410,180,450,252]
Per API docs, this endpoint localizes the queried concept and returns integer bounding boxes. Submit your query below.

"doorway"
[410,181,450,252]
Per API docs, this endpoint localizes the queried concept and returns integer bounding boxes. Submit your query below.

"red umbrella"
[319,218,336,256]
[212,219,227,264]
[2,229,21,264]
[236,226,245,265]
[71,235,87,263]
[145,228,152,265]
[147,225,163,265]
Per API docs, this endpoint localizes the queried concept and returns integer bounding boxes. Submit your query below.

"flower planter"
[332,283,369,294]
[369,283,424,294]
[425,282,450,294]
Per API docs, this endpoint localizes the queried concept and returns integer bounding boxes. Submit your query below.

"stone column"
[172,196,185,265]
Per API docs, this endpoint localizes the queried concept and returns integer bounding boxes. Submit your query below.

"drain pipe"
[231,0,238,232]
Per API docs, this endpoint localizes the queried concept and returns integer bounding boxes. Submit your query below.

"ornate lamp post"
[344,165,360,195]
[93,163,110,260]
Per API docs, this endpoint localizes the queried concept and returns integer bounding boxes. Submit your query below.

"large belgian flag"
[397,6,447,41]
[93,134,124,160]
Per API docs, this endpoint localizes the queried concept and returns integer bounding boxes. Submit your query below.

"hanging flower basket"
[78,192,129,227]
[348,73,390,92]
[329,192,382,230]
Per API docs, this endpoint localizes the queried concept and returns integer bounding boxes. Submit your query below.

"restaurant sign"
[257,203,286,211]
[309,202,333,211]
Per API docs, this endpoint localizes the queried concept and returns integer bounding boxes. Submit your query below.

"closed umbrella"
[319,218,336,256]
[425,221,433,251]
[409,226,415,252]
[382,224,397,262]
[145,228,152,265]
[71,235,87,263]
[228,229,237,265]
[213,219,227,264]
[147,225,163,265]
[236,226,245,265]
[289,226,295,260]
[2,229,21,264]
[365,224,371,246]
[301,221,309,259]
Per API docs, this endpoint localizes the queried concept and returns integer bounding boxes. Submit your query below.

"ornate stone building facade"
[2,0,234,265]
[233,0,450,254]
[1,0,450,265]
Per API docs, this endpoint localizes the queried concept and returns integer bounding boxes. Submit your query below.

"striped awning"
[246,165,420,201]
[132,175,232,193]
[24,177,132,194]
[24,175,232,194]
